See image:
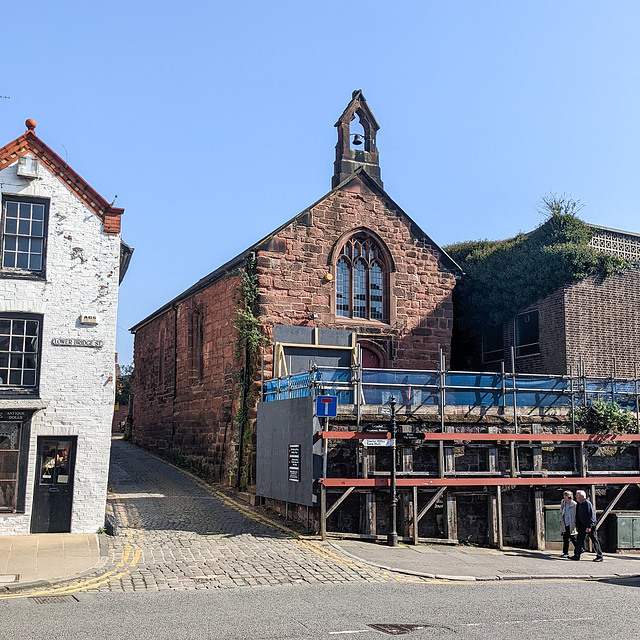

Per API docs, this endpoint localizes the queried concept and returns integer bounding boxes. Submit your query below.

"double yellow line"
[0,543,143,600]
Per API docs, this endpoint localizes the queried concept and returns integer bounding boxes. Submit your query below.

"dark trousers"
[575,527,602,558]
[562,525,576,555]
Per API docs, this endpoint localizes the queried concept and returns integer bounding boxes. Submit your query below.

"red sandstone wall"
[132,311,176,452]
[132,177,458,486]
[256,177,457,376]
[171,277,240,481]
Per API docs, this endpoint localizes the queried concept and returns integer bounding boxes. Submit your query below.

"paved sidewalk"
[331,538,640,581]
[0,533,104,590]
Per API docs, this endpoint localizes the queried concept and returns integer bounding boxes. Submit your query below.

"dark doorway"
[361,346,382,368]
[31,437,76,533]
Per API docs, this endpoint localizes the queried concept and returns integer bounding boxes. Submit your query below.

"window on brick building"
[482,324,504,363]
[515,310,539,357]
[0,314,41,390]
[335,233,388,322]
[1,197,48,276]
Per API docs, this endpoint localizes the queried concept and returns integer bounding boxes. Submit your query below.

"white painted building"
[0,119,130,534]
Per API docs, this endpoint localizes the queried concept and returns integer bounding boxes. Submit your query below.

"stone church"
[131,91,461,488]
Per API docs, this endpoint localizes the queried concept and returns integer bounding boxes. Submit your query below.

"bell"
[352,133,364,146]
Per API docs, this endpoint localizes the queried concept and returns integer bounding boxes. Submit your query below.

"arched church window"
[335,233,388,321]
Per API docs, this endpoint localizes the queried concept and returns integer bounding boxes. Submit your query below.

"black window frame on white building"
[0,313,42,395]
[1,196,48,278]
[515,310,540,358]
[0,415,31,513]
[335,232,389,322]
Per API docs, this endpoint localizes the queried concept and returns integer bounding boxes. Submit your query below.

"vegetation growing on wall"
[232,253,265,489]
[445,195,629,333]
[575,401,637,436]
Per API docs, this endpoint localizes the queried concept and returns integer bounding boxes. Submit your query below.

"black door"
[31,437,76,533]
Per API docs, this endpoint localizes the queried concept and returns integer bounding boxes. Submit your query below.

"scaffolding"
[262,358,640,548]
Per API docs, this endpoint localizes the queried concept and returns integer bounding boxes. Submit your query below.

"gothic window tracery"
[335,233,387,321]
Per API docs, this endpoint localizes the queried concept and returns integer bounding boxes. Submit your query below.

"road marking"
[328,631,370,635]
[460,616,594,627]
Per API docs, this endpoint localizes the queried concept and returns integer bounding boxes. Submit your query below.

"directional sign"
[316,395,338,417]
[363,439,395,447]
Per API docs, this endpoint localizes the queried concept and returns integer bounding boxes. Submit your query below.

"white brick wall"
[0,158,120,534]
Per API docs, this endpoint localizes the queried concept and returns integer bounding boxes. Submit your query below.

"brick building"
[451,224,640,378]
[0,120,130,534]
[130,91,461,488]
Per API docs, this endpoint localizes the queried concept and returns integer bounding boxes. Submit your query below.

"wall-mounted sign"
[0,410,28,421]
[79,314,99,326]
[288,444,301,482]
[52,338,104,348]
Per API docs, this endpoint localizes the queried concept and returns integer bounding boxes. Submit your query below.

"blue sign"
[316,395,338,417]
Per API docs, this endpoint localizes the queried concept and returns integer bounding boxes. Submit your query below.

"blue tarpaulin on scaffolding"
[262,367,634,410]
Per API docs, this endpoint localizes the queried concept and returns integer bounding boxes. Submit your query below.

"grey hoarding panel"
[256,396,322,506]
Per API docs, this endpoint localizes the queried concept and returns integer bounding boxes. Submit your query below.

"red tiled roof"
[0,127,123,235]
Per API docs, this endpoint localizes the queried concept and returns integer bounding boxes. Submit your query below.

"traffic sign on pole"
[316,395,338,417]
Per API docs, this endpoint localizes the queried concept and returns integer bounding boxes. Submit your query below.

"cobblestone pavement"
[21,439,426,596]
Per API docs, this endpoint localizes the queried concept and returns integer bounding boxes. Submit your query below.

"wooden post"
[579,442,587,477]
[361,444,376,537]
[534,489,545,550]
[412,486,419,545]
[445,492,457,543]
[497,486,504,550]
[320,484,327,540]
[488,493,499,548]
[532,423,542,475]
[488,427,498,474]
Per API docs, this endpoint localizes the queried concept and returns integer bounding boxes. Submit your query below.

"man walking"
[571,490,603,562]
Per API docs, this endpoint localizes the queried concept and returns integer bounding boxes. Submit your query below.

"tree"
[116,363,133,405]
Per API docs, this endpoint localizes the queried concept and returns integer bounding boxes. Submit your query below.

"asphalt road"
[1,578,639,639]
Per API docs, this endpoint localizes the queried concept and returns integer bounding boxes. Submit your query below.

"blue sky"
[2,2,639,365]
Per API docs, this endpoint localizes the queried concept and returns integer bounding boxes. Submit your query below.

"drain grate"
[28,595,78,604]
[0,574,19,584]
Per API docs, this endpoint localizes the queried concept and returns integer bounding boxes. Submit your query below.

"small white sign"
[362,439,395,447]
[52,338,103,348]
[80,314,99,326]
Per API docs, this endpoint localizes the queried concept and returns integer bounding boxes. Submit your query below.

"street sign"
[378,406,392,415]
[363,439,395,447]
[316,395,338,417]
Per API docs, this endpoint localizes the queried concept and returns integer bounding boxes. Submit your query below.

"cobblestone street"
[65,438,423,594]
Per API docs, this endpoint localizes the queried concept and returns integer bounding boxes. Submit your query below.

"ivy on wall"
[231,254,265,489]
[445,196,629,334]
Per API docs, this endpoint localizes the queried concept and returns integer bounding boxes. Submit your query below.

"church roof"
[130,168,462,333]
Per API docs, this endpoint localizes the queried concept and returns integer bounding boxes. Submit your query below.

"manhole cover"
[0,574,19,584]
[28,595,78,604]
[367,624,428,636]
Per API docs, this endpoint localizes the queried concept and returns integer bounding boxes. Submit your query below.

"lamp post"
[387,396,398,547]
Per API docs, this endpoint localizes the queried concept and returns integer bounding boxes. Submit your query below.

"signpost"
[362,439,395,447]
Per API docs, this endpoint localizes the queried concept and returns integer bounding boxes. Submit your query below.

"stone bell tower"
[332,90,383,189]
